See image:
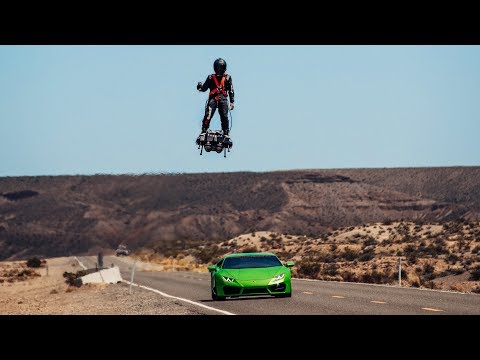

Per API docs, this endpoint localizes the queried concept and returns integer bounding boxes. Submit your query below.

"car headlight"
[222,276,235,283]
[273,273,285,281]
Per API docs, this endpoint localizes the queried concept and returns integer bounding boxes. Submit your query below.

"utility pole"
[398,257,402,286]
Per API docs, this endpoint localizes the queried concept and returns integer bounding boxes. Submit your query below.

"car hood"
[222,266,285,280]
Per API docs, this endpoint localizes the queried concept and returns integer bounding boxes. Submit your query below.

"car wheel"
[211,290,225,301]
[211,278,225,301]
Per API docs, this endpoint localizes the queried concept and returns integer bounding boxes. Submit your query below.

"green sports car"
[208,252,294,300]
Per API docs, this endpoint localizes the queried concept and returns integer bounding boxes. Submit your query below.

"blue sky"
[0,45,479,176]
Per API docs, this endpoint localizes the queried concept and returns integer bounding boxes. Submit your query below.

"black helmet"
[213,58,227,75]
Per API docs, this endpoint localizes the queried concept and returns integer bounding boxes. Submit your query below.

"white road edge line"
[74,256,87,270]
[292,277,477,296]
[123,280,235,316]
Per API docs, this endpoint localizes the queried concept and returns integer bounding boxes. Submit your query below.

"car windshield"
[223,256,282,269]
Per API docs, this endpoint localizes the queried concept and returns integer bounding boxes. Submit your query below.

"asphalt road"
[77,256,480,315]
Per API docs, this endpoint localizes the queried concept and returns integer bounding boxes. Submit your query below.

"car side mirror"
[208,265,216,272]
[285,261,295,268]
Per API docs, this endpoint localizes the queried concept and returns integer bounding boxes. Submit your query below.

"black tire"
[211,277,225,301]
[211,290,226,301]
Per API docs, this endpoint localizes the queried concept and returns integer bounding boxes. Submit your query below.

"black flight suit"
[197,74,235,134]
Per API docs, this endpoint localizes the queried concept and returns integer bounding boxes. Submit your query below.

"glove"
[230,103,235,110]
[197,82,203,90]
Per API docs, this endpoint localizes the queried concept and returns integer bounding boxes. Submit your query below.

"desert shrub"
[404,244,416,254]
[424,244,448,257]
[360,270,392,284]
[274,251,290,260]
[423,273,437,281]
[449,268,464,275]
[342,247,359,261]
[423,281,437,289]
[359,248,375,262]
[363,237,376,246]
[381,238,393,245]
[471,246,480,254]
[446,253,460,264]
[423,263,435,274]
[469,266,480,281]
[297,261,320,278]
[407,253,418,265]
[330,244,338,252]
[16,269,39,279]
[312,252,336,263]
[242,245,259,253]
[26,257,42,268]
[194,245,228,264]
[340,271,357,282]
[322,263,338,276]
[62,271,83,287]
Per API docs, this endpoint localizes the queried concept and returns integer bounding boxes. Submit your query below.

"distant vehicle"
[208,252,294,301]
[115,245,130,256]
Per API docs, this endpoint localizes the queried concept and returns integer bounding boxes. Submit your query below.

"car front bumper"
[216,278,291,297]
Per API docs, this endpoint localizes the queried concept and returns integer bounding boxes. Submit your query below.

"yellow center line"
[422,307,444,312]
[332,295,345,299]
[303,291,314,295]
[371,301,387,304]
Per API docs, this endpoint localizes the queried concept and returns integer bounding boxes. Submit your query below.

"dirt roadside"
[0,257,206,315]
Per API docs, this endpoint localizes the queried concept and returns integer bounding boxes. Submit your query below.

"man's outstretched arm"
[197,76,211,92]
